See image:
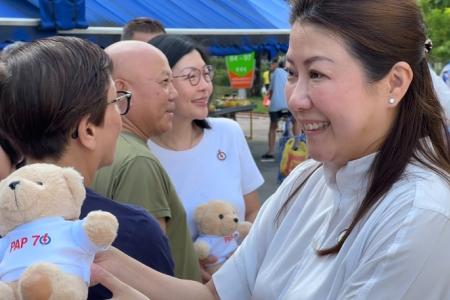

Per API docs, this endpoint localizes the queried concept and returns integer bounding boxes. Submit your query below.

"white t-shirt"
[213,155,450,300]
[148,118,264,239]
[0,216,105,283]
[195,231,239,266]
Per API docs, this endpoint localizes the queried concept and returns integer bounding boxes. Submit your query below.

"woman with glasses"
[147,35,264,281]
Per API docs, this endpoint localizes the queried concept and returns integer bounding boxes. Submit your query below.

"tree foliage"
[419,0,450,66]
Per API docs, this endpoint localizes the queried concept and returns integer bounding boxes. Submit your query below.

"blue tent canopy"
[0,0,290,57]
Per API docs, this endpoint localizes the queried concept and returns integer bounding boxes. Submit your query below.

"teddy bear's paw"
[19,263,53,300]
[194,241,210,260]
[237,221,252,242]
[83,210,119,247]
[0,281,14,300]
[19,263,87,300]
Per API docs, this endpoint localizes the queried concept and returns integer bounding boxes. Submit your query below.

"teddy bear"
[0,163,119,300]
[193,200,252,274]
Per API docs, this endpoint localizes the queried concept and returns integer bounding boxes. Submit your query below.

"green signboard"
[225,52,255,88]
[225,52,255,76]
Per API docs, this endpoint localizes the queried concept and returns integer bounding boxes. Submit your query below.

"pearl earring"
[388,97,396,105]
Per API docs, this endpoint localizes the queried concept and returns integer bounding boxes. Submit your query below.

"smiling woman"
[285,23,397,168]
[91,1,450,299]
[147,35,264,282]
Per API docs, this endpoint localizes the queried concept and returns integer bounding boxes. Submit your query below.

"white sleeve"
[213,160,322,299]
[213,193,278,299]
[231,121,264,195]
[338,202,450,299]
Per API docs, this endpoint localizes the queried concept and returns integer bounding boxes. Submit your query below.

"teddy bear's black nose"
[8,180,20,190]
[233,218,238,223]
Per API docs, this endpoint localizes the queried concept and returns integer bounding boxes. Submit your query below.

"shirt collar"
[323,153,376,201]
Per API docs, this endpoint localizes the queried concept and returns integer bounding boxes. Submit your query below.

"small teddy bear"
[0,163,119,300]
[194,200,252,274]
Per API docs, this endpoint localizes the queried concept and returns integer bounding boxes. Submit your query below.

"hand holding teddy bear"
[0,164,118,300]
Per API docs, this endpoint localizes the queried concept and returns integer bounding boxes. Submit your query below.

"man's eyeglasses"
[173,65,214,86]
[71,90,132,139]
[109,90,132,115]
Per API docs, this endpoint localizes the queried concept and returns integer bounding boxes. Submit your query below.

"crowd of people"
[0,0,449,299]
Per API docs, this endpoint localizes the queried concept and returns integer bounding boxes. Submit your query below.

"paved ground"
[234,112,282,203]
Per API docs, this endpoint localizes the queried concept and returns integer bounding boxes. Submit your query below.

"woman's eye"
[285,68,298,83]
[310,71,323,79]
[188,74,198,80]
[285,68,296,77]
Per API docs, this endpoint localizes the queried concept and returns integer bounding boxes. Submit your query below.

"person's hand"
[199,255,217,283]
[94,248,116,269]
[91,264,150,300]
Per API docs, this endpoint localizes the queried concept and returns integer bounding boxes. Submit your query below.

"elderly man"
[93,41,201,282]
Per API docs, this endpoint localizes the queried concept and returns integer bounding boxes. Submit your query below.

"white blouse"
[213,155,450,299]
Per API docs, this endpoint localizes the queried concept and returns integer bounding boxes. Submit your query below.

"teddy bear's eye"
[218,214,224,219]
[36,181,43,185]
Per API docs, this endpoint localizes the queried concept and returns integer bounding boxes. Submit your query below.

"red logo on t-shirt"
[9,233,51,252]
[217,149,226,161]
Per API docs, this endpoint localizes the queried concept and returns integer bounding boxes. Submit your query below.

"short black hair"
[0,36,113,160]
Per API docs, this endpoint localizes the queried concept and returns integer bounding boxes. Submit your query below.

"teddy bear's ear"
[194,203,208,222]
[62,167,86,204]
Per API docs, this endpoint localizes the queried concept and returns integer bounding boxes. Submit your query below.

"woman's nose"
[286,81,312,112]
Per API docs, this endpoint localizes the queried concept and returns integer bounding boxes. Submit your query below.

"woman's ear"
[76,115,97,151]
[387,61,413,105]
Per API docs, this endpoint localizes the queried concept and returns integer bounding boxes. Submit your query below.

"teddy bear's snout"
[8,180,20,190]
[233,218,238,223]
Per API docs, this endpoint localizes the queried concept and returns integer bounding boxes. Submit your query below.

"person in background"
[440,61,450,88]
[91,0,450,299]
[261,58,292,162]
[121,17,166,42]
[92,40,202,282]
[262,67,270,92]
[430,65,450,126]
[147,34,264,280]
[0,129,24,180]
[0,36,174,299]
[425,40,450,127]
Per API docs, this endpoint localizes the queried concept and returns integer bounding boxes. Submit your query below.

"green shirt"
[93,132,201,281]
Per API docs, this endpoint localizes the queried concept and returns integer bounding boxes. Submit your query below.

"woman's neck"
[152,118,203,151]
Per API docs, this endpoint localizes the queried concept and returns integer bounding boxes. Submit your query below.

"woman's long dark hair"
[280,0,450,256]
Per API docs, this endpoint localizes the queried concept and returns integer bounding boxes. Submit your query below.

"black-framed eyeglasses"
[109,90,132,115]
[71,90,132,139]
[173,65,214,86]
